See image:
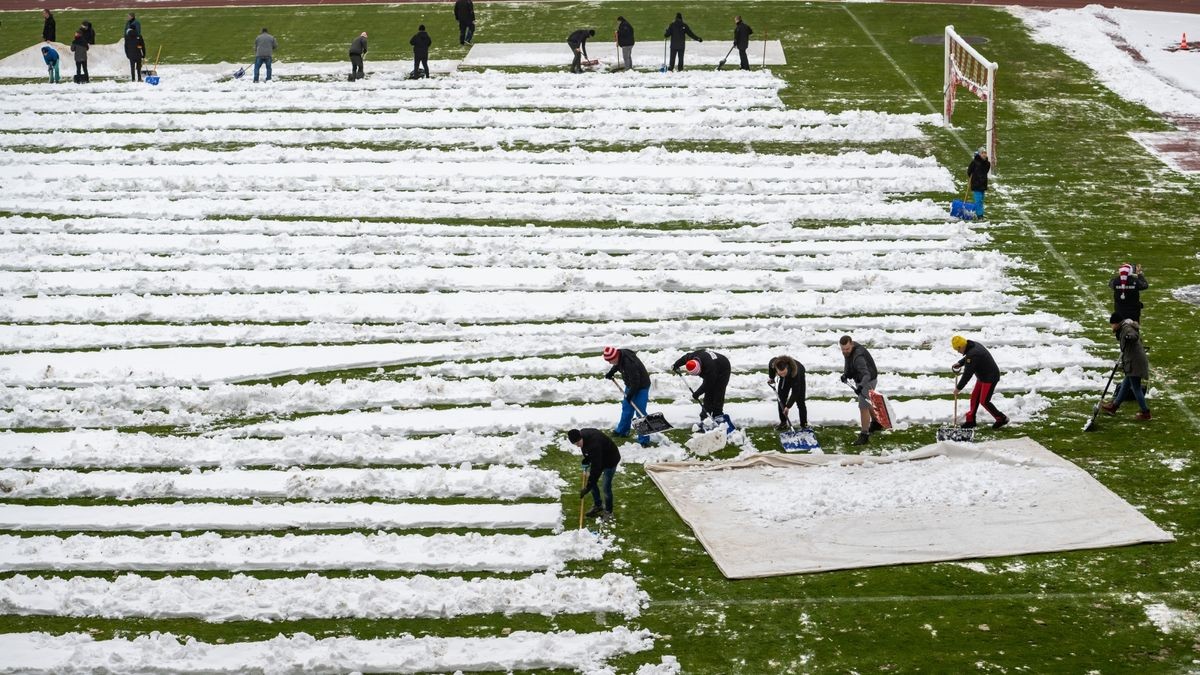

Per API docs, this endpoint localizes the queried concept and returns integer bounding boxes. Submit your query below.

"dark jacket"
[136,35,146,59]
[967,153,990,192]
[350,35,369,56]
[954,340,1000,389]
[664,19,701,49]
[617,19,635,47]
[126,17,142,38]
[733,20,753,49]
[1110,272,1148,320]
[605,349,650,393]
[43,14,56,42]
[409,30,431,56]
[82,23,96,45]
[568,29,592,55]
[454,0,475,25]
[768,356,806,408]
[842,343,878,388]
[124,31,142,60]
[673,349,731,399]
[579,428,620,491]
[1116,320,1149,379]
[70,37,88,62]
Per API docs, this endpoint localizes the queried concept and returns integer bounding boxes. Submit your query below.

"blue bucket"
[145,75,160,85]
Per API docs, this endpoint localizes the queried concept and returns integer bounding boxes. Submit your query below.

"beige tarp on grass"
[645,437,1174,578]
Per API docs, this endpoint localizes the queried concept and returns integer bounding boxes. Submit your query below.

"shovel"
[610,379,671,436]
[660,39,668,72]
[1083,357,1122,432]
[937,380,975,442]
[716,45,734,70]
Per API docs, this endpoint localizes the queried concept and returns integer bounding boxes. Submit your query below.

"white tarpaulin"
[645,437,1173,578]
[461,41,787,67]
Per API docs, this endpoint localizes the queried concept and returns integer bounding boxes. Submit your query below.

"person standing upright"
[967,147,991,219]
[253,27,277,82]
[80,21,96,45]
[125,13,142,38]
[567,28,594,73]
[70,31,88,83]
[839,335,880,445]
[1110,262,1148,323]
[950,335,1008,429]
[349,31,368,81]
[124,28,143,82]
[454,0,476,45]
[42,9,56,43]
[409,25,431,79]
[603,346,651,447]
[616,16,635,70]
[733,16,753,70]
[663,13,702,72]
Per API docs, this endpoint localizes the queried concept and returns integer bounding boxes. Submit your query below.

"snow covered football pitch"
[2,1,1200,672]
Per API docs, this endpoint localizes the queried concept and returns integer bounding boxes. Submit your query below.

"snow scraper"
[936,381,974,443]
[1083,357,1122,432]
[610,379,672,436]
[773,388,819,451]
[716,45,734,70]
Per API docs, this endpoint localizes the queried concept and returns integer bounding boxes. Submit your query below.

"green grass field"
[2,1,1199,672]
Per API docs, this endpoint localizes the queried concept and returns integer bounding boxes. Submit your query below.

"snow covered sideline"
[0,571,646,621]
[0,628,652,674]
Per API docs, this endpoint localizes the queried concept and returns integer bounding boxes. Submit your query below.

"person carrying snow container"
[673,349,731,420]
[616,16,635,70]
[951,335,1008,430]
[454,0,475,45]
[253,28,277,82]
[569,428,621,520]
[41,46,61,84]
[967,147,991,219]
[409,26,431,79]
[70,32,88,83]
[1100,313,1151,421]
[768,355,807,430]
[663,13,702,72]
[733,16,753,71]
[124,28,143,82]
[604,346,651,447]
[1110,262,1148,323]
[42,9,56,43]
[839,335,879,445]
[568,28,594,74]
[349,31,369,81]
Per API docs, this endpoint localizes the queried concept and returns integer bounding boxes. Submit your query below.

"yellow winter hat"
[951,335,968,351]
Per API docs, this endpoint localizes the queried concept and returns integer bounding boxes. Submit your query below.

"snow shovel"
[936,381,974,442]
[577,468,587,530]
[140,45,161,78]
[610,379,671,436]
[846,381,894,430]
[660,39,668,72]
[716,45,734,70]
[1083,357,1123,432]
[772,385,818,451]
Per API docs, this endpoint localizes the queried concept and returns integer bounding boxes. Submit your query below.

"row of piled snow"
[0,571,646,620]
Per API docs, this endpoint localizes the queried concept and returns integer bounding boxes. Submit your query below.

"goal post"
[944,25,998,165]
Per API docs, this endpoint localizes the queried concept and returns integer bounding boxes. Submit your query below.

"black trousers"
[777,380,807,427]
[669,47,684,71]
[700,379,728,417]
[738,47,749,70]
[412,54,429,78]
[129,58,141,81]
[570,47,582,73]
[458,22,475,45]
[75,60,88,78]
[350,53,364,79]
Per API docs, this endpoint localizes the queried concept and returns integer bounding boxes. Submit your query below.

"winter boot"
[1099,401,1118,416]
[961,419,977,429]
[775,422,790,431]
[852,431,870,446]
[992,415,1009,430]
[584,506,602,518]
[1134,410,1152,421]
[600,510,614,521]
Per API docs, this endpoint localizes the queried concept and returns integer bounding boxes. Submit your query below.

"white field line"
[0,571,646,620]
[0,313,1080,351]
[0,530,609,572]
[0,369,1107,431]
[0,466,562,500]
[1,267,1006,296]
[0,627,651,674]
[0,430,551,469]
[0,502,561,532]
[0,231,973,257]
[0,290,1018,326]
[249,394,1056,437]
[1,109,930,133]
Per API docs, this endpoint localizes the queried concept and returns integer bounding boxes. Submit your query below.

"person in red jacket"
[951,335,1008,429]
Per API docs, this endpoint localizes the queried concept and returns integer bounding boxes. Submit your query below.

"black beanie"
[567,429,582,443]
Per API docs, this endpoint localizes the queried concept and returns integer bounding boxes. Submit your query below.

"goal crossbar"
[943,25,998,165]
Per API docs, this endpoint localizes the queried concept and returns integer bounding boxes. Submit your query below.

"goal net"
[944,25,998,165]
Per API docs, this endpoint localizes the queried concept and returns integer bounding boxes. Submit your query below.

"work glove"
[952,364,962,372]
[767,378,775,387]
[672,365,681,374]
[854,385,863,396]
[839,374,849,383]
[605,372,614,380]
[698,37,704,42]
[581,461,589,469]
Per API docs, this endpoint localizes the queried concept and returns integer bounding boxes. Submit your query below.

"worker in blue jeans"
[967,147,990,219]
[603,346,651,446]
[569,428,621,520]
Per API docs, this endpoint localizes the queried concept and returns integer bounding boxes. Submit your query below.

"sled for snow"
[780,425,821,452]
[610,379,672,437]
[937,385,974,443]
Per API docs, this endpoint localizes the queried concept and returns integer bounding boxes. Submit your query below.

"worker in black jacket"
[768,355,807,430]
[733,16,753,70]
[603,346,651,446]
[568,28,594,73]
[42,9,56,43]
[569,428,621,519]
[673,349,731,419]
[951,335,1008,429]
[663,13,702,71]
[408,26,430,79]
[349,31,369,81]
[839,335,880,445]
[454,0,475,45]
[1110,262,1148,323]
[616,16,635,70]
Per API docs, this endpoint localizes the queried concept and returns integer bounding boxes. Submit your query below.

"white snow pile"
[1142,601,1200,635]
[461,41,787,67]
[1012,6,1200,116]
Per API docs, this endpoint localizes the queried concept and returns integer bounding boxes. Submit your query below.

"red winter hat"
[685,359,701,375]
[602,346,619,363]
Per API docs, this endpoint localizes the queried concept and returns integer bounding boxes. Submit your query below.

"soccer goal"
[943,25,998,165]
